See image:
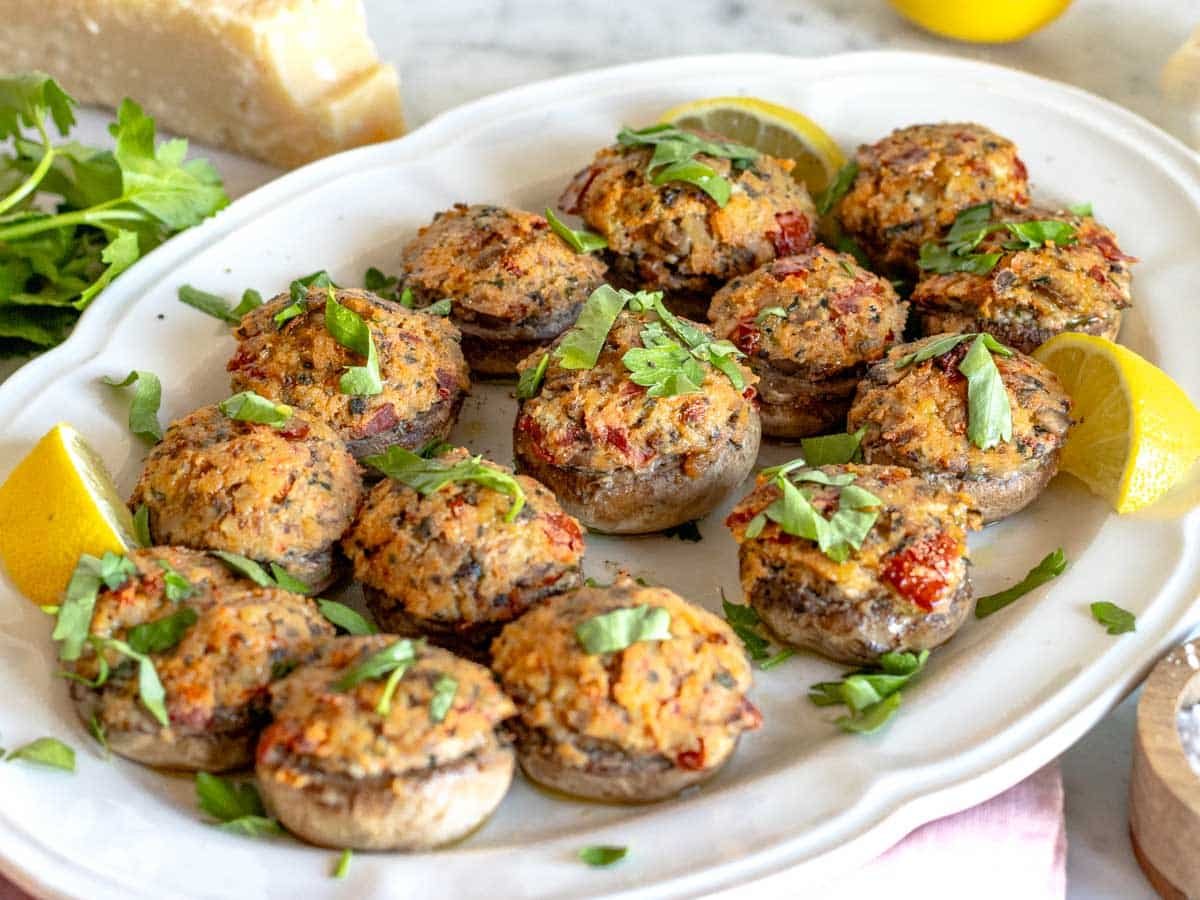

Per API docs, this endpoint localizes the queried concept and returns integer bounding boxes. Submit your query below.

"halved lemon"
[1033,334,1200,514]
[0,423,137,605]
[889,0,1072,44]
[661,96,847,197]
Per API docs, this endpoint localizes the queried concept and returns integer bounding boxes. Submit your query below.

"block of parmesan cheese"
[2,0,405,169]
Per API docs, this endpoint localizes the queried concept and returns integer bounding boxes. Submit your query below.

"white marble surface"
[2,1,1198,896]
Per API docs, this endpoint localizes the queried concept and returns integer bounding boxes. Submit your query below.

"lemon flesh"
[889,0,1072,44]
[1033,334,1200,514]
[0,423,136,605]
[661,96,847,196]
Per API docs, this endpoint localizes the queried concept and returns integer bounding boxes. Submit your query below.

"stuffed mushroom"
[128,401,363,591]
[398,204,608,375]
[836,123,1031,277]
[708,246,908,438]
[847,333,1072,523]
[256,635,515,850]
[229,287,470,459]
[726,463,978,665]
[560,128,816,318]
[63,547,333,771]
[910,203,1135,353]
[491,576,761,802]
[342,446,586,660]
[513,289,760,534]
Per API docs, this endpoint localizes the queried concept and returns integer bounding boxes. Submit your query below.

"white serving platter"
[0,51,1198,900]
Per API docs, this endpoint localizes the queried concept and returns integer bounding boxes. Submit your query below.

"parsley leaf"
[101,369,162,442]
[93,636,169,725]
[959,333,1013,450]
[1090,601,1136,635]
[753,468,881,563]
[545,207,607,253]
[364,446,526,521]
[195,772,283,837]
[516,353,549,399]
[332,849,353,879]
[623,290,746,394]
[815,160,858,216]
[1001,220,1077,251]
[5,737,75,772]
[917,242,1002,275]
[177,284,261,323]
[809,649,929,734]
[575,605,672,654]
[975,549,1068,618]
[53,552,133,661]
[126,606,197,655]
[423,297,452,316]
[617,123,758,209]
[649,158,730,206]
[720,593,792,669]
[555,284,629,369]
[218,391,293,427]
[799,428,866,466]
[579,845,628,867]
[317,599,378,636]
[1067,202,1093,216]
[755,306,787,324]
[918,203,1077,274]
[429,674,458,723]
[324,288,383,396]
[363,266,401,301]
[210,550,275,587]
[157,559,193,602]
[332,639,418,715]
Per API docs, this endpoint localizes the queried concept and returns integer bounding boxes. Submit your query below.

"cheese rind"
[3,0,405,168]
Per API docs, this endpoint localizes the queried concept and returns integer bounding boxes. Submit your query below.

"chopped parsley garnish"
[132,504,152,547]
[177,285,262,323]
[424,298,453,316]
[91,635,170,726]
[755,306,787,324]
[1090,601,1136,635]
[53,552,135,661]
[324,288,383,396]
[428,674,458,723]
[799,427,865,466]
[918,202,1078,274]
[516,352,550,399]
[896,333,1014,450]
[815,160,858,216]
[317,600,378,635]
[555,284,629,369]
[744,466,881,563]
[575,605,672,654]
[544,207,607,253]
[332,849,353,879]
[0,76,227,356]
[809,649,929,734]
[210,551,310,594]
[101,369,163,442]
[364,266,402,301]
[126,606,197,655]
[1067,201,1093,217]
[157,559,194,602]
[88,713,109,759]
[272,270,334,328]
[195,772,282,837]
[617,123,758,207]
[218,390,293,427]
[721,592,793,669]
[622,289,745,396]
[974,549,1068,619]
[364,446,526,521]
[333,639,418,715]
[579,845,628,867]
[5,737,75,772]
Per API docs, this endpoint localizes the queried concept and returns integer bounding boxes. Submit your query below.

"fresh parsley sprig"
[616,123,759,208]
[544,207,607,253]
[333,639,419,716]
[809,649,929,734]
[0,76,227,355]
[744,467,881,563]
[365,446,527,521]
[975,549,1068,619]
[218,391,293,427]
[896,333,1014,450]
[5,737,75,772]
[815,161,858,216]
[101,369,163,442]
[177,284,262,323]
[195,772,283,837]
[555,284,629,369]
[575,605,672,654]
[721,594,794,669]
[1090,601,1136,635]
[918,202,1078,275]
[324,287,383,396]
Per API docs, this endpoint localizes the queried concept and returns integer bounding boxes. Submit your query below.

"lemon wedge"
[888,0,1072,44]
[1033,334,1200,514]
[661,96,847,196]
[0,423,137,605]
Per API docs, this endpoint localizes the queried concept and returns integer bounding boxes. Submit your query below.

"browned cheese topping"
[258,636,515,784]
[229,287,469,443]
[514,312,757,473]
[491,577,761,771]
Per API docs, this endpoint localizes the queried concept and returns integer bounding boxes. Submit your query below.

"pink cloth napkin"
[0,765,1066,899]
[826,762,1066,899]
